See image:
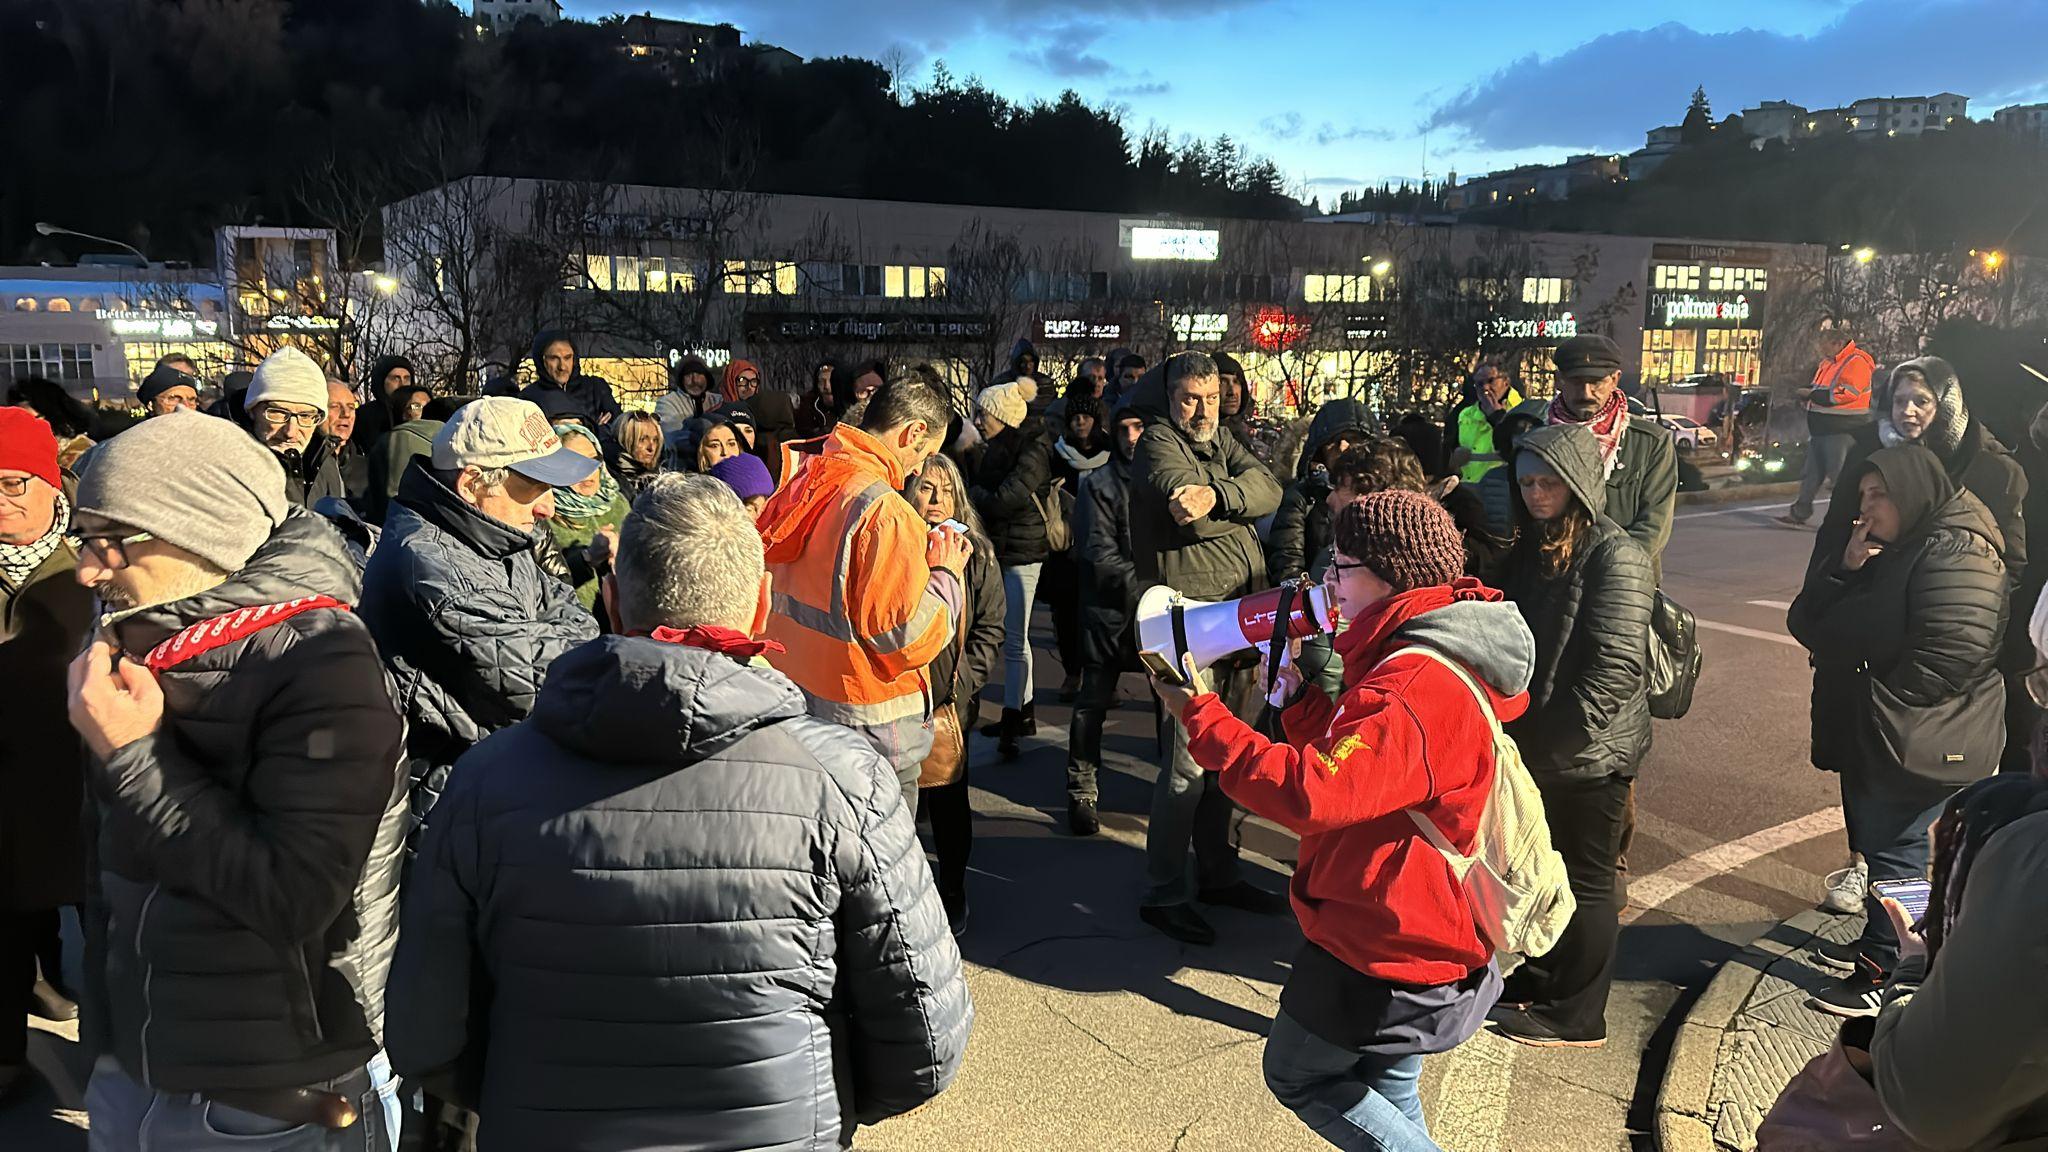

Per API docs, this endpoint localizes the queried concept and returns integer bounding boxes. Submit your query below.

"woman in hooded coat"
[1042,392,1114,700]
[1495,422,1657,1050]
[1788,445,2009,1018]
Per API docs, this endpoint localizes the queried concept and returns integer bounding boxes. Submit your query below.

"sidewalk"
[1654,909,1862,1152]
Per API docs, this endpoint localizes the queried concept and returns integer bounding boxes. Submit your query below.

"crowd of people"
[1,312,2045,1152]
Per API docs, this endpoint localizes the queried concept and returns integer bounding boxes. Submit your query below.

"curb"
[1653,908,1838,1152]
[1674,481,1799,507]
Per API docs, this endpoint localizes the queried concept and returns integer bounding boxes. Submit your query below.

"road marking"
[1746,599,1793,611]
[1620,806,1845,925]
[1696,618,1803,648]
[1430,1029,1517,1152]
[1675,496,1828,521]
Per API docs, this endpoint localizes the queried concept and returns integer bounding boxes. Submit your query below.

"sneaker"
[1809,938,1863,975]
[1197,881,1292,916]
[1139,902,1217,946]
[28,978,77,1023]
[1775,513,1810,528]
[1067,800,1100,837]
[1808,967,1887,1018]
[1820,862,1868,914]
[1488,1006,1606,1049]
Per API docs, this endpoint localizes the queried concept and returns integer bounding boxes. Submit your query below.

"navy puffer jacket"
[387,636,972,1152]
[357,458,598,826]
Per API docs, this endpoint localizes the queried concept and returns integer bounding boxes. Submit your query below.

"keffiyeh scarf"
[1548,389,1630,479]
[0,491,68,585]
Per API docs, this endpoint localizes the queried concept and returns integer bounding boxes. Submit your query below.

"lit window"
[722,260,796,295]
[584,254,614,291]
[1304,274,1375,303]
[1520,277,1572,305]
[883,264,945,298]
[45,298,72,312]
[1653,265,1702,291]
[614,255,643,293]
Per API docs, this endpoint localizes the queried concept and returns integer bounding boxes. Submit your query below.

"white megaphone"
[1136,580,1334,684]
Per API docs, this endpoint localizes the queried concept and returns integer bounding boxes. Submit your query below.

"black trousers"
[923,774,972,903]
[1044,555,1083,682]
[1066,662,1117,806]
[1500,773,1631,1041]
[1,908,61,1069]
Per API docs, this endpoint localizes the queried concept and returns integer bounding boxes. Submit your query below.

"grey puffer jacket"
[86,508,407,1093]
[358,459,599,827]
[1125,364,1283,600]
[1501,423,1657,783]
[388,636,972,1152]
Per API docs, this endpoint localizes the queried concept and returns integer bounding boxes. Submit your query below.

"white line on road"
[1696,618,1803,648]
[1746,599,1794,611]
[1675,496,1828,521]
[1620,807,1845,925]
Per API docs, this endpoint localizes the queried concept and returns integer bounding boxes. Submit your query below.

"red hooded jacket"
[1183,580,1533,985]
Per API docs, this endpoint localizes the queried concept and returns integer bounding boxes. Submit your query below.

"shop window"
[1638,329,1696,385]
[1304,273,1376,303]
[1521,277,1572,305]
[12,297,36,312]
[45,298,72,312]
[883,265,945,299]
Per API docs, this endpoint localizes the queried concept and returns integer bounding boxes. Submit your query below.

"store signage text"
[1130,227,1221,262]
[96,309,219,339]
[1039,317,1125,342]
[745,311,993,344]
[1171,313,1228,342]
[1250,307,1310,352]
[1480,313,1578,341]
[263,314,343,332]
[1658,294,1752,327]
[666,347,731,368]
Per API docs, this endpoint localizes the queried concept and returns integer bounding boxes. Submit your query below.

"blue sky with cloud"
[564,0,2048,201]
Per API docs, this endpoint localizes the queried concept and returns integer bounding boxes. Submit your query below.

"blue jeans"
[1841,770,1955,972]
[1142,663,1243,906]
[1790,431,1853,522]
[1263,1009,1440,1152]
[86,1053,400,1152]
[1001,563,1043,710]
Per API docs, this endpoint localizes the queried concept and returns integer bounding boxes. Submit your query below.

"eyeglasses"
[2025,662,2048,710]
[738,374,759,385]
[256,406,322,430]
[65,529,154,569]
[0,476,40,498]
[1325,559,1373,582]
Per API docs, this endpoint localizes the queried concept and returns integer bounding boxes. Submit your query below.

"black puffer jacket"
[270,432,350,510]
[1077,451,1139,667]
[86,509,407,1093]
[1789,446,2009,788]
[1125,364,1283,599]
[388,636,972,1152]
[1808,358,2027,590]
[969,422,1055,567]
[1501,423,1657,783]
[519,331,621,432]
[358,459,599,826]
[930,534,1005,712]
[1267,398,1369,582]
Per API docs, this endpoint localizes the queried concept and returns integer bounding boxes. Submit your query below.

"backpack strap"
[1371,645,1498,872]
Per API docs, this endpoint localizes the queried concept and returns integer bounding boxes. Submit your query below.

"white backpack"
[1382,646,1576,976]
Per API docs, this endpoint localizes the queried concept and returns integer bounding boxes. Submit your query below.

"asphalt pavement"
[3,492,1850,1151]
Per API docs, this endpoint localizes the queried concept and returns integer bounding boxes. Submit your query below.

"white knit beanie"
[243,347,331,414]
[976,377,1038,430]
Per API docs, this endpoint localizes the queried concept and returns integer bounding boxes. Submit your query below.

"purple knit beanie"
[708,453,775,502]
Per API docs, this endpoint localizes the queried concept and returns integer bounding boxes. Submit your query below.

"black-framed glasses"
[1325,559,1373,581]
[2026,662,2048,710]
[0,476,39,498]
[255,406,322,430]
[65,529,153,569]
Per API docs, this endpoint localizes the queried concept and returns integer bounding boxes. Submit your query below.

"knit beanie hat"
[75,410,288,572]
[0,408,60,489]
[976,376,1039,430]
[138,364,201,406]
[708,452,775,503]
[1066,395,1104,428]
[1334,489,1465,592]
[243,347,330,415]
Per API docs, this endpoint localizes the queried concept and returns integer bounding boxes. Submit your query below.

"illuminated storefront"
[1640,243,1768,385]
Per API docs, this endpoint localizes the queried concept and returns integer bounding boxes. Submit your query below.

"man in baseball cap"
[359,396,600,829]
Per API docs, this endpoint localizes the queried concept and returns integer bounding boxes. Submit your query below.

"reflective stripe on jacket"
[1810,342,1876,414]
[1457,389,1522,484]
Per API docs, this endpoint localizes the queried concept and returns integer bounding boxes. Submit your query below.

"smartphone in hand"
[1870,878,1932,921]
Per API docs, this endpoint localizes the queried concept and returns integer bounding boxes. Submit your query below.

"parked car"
[1656,414,1719,454]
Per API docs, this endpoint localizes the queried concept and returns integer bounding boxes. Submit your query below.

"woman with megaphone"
[1151,489,1536,1152]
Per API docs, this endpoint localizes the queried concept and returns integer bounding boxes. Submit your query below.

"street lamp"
[1983,250,2006,272]
[34,221,148,265]
[1852,247,1877,264]
[1371,259,1392,276]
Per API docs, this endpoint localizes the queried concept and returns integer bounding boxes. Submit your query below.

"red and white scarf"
[645,624,784,661]
[1548,389,1629,479]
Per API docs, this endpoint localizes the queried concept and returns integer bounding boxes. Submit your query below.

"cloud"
[1425,0,2048,151]
[1315,123,1397,145]
[1304,175,1369,187]
[1261,112,1305,141]
[1108,80,1173,99]
[1012,22,1114,78]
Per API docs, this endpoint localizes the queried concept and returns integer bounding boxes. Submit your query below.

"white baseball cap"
[431,397,598,487]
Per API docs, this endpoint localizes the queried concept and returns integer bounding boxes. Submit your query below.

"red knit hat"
[0,408,60,490]
[1335,489,1465,592]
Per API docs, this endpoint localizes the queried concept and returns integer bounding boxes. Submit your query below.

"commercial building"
[0,226,346,401]
[379,177,1820,415]
[1994,102,2048,143]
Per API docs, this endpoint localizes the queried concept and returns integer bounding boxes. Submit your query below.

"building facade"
[473,0,561,35]
[1847,93,1968,138]
[1994,102,2048,142]
[378,177,1825,416]
[621,15,741,76]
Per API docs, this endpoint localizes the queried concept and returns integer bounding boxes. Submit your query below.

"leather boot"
[996,708,1023,761]
[1018,703,1038,736]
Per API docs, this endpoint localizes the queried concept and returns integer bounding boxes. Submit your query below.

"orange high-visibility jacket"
[1809,341,1876,414]
[760,427,956,761]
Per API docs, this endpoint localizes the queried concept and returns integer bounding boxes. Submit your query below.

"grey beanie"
[75,410,288,572]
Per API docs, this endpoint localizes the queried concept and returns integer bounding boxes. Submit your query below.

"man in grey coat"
[1125,352,1289,946]
[388,475,970,1152]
